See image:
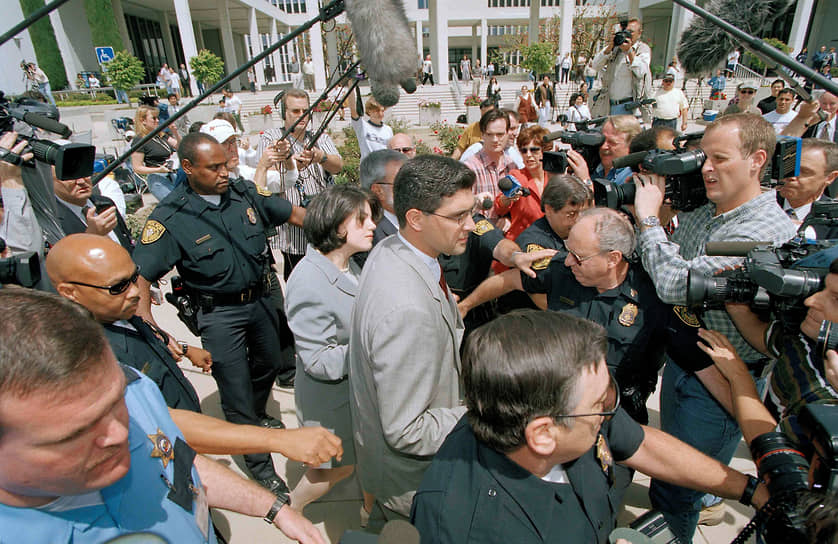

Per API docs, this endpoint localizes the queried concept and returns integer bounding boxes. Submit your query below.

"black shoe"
[260,416,285,429]
[256,475,290,496]
[275,371,295,388]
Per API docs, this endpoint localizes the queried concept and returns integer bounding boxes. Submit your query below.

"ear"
[181,158,194,176]
[55,282,80,304]
[404,208,425,233]
[605,250,622,268]
[524,416,560,456]
[749,149,768,175]
[826,170,838,187]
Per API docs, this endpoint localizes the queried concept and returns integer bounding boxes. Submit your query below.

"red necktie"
[438,264,448,296]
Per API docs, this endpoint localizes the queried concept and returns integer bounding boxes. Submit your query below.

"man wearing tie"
[777,139,838,238]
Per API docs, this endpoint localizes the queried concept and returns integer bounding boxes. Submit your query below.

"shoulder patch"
[141,220,166,244]
[256,185,272,197]
[673,305,701,328]
[473,219,494,236]
[526,243,552,271]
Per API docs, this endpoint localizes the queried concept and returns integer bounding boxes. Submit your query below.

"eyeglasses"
[67,266,141,295]
[393,147,414,154]
[553,373,621,420]
[566,247,607,264]
[521,146,543,155]
[424,210,473,226]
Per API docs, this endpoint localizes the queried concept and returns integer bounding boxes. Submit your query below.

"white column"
[480,18,487,70]
[48,9,81,89]
[559,0,573,57]
[416,20,423,62]
[111,0,134,55]
[628,0,640,18]
[788,0,815,57]
[665,0,693,69]
[172,0,200,95]
[306,0,327,90]
[271,18,283,84]
[528,0,539,46]
[249,8,265,90]
[428,0,448,85]
[325,28,338,84]
[194,22,205,51]
[161,11,178,67]
[218,0,240,91]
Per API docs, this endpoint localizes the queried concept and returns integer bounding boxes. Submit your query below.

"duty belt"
[196,275,271,311]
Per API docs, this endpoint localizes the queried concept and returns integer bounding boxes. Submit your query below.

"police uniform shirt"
[520,257,668,379]
[0,367,215,544]
[133,180,291,293]
[411,409,645,544]
[514,216,567,284]
[440,214,503,296]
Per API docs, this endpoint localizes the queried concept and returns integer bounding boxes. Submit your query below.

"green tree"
[19,0,68,89]
[189,50,225,88]
[106,51,144,91]
[520,42,554,78]
[744,38,791,74]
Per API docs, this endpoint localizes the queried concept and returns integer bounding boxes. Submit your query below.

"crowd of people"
[2,14,838,544]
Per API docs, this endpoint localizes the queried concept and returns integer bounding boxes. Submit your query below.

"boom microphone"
[17,111,71,138]
[621,98,656,111]
[345,0,417,107]
[677,0,794,75]
[613,150,649,170]
[704,241,772,257]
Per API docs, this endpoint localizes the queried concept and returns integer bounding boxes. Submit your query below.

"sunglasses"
[740,89,755,94]
[521,146,543,154]
[68,266,141,295]
[393,147,414,154]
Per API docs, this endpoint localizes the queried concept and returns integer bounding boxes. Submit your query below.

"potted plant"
[418,99,442,125]
[189,50,224,94]
[247,104,275,132]
[464,94,482,124]
[312,99,334,126]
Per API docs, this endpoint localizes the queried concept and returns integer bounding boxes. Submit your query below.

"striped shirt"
[638,190,797,363]
[464,149,513,222]
[258,128,338,255]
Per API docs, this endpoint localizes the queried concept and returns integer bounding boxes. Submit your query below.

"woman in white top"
[564,93,592,131]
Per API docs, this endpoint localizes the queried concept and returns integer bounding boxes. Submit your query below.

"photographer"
[566,114,640,187]
[632,113,798,542]
[0,132,41,255]
[590,18,653,122]
[21,62,55,107]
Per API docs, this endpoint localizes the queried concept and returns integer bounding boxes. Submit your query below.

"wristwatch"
[263,493,291,525]
[318,150,328,165]
[640,216,661,229]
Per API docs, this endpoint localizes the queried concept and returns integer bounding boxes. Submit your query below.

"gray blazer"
[348,234,466,516]
[286,245,361,463]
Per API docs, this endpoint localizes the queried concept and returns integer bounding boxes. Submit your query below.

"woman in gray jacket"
[285,184,380,522]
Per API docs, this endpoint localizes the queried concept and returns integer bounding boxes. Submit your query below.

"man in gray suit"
[349,155,475,529]
[360,149,406,244]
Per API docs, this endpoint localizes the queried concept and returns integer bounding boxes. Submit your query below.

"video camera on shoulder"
[0,91,94,180]
[0,238,40,288]
[613,20,632,48]
[542,125,605,175]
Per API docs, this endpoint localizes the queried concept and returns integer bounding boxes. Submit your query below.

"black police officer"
[133,133,305,495]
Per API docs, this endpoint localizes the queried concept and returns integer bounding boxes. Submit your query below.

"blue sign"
[95,47,115,64]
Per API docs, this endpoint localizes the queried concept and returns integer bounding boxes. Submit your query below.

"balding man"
[387,132,416,158]
[47,233,342,468]
[0,289,326,544]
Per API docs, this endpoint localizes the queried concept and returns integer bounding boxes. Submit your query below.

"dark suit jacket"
[777,192,838,239]
[54,195,134,252]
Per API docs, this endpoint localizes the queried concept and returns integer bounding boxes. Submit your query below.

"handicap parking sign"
[95,47,115,64]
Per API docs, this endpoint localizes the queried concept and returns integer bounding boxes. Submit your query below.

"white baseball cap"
[200,119,240,143]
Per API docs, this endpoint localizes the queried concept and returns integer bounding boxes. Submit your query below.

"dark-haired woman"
[285,184,379,522]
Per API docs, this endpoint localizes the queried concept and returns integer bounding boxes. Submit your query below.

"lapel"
[305,244,358,298]
[54,197,86,235]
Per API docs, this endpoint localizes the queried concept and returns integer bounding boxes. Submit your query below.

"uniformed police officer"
[133,132,305,495]
[459,207,667,424]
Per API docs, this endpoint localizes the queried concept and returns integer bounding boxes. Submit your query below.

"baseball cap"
[200,119,240,144]
[662,73,675,81]
[739,82,758,91]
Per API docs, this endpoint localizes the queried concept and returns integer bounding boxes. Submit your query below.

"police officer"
[460,207,667,424]
[133,132,305,495]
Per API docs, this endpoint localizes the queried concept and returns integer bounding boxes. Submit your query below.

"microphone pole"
[671,0,838,99]
[92,0,346,184]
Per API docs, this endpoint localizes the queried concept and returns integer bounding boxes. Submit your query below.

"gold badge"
[630,288,638,298]
[558,296,575,306]
[673,305,701,327]
[246,207,258,224]
[256,185,272,197]
[141,220,166,245]
[596,433,614,483]
[526,243,551,270]
[148,429,174,468]
[618,302,638,326]
[473,219,493,235]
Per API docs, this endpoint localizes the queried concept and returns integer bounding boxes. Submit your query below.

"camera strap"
[0,146,23,165]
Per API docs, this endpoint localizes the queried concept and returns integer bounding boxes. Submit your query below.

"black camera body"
[542,129,605,174]
[0,237,40,288]
[613,30,632,48]
[593,148,709,212]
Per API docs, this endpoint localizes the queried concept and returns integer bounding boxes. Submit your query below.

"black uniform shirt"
[515,216,566,283]
[521,257,668,381]
[440,214,504,296]
[133,179,292,293]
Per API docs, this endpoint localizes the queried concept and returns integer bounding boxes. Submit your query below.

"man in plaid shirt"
[632,113,797,542]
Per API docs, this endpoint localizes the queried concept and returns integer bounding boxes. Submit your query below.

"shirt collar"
[382,209,399,229]
[397,231,441,280]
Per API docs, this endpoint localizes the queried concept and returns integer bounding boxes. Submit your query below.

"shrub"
[106,51,145,91]
[190,50,225,88]
[19,0,68,89]
[430,121,461,156]
[334,126,360,185]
